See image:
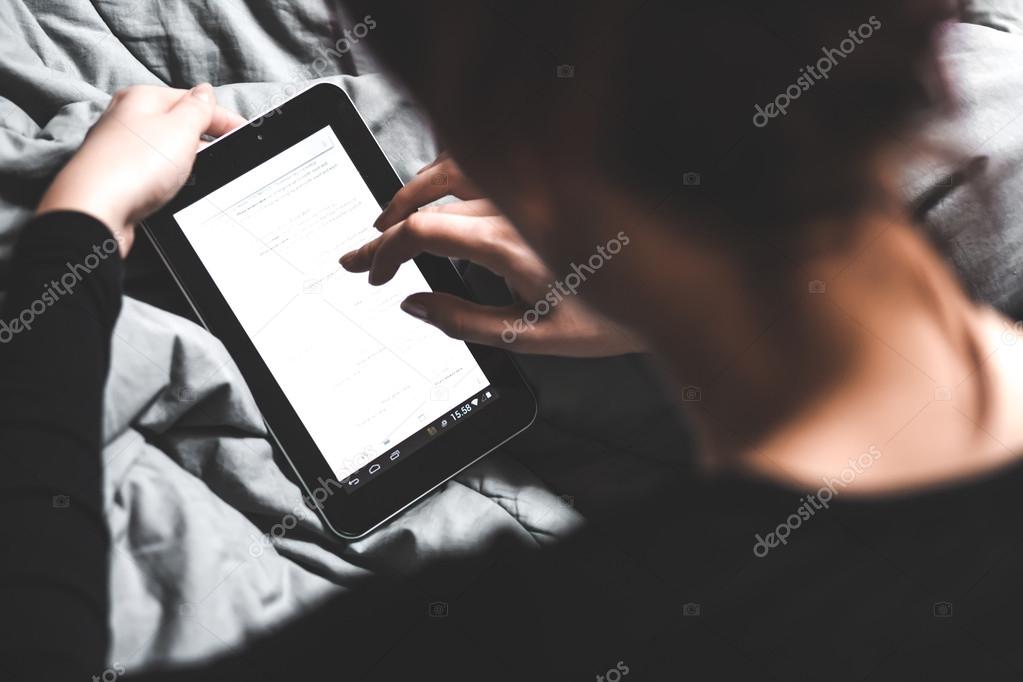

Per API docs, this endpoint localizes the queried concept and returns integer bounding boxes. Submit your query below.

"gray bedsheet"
[905,3,1023,317]
[2,0,1022,675]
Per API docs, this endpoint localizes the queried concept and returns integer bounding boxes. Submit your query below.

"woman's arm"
[0,212,124,680]
[0,85,243,681]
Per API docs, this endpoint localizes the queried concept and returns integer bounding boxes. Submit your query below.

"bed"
[0,0,1021,673]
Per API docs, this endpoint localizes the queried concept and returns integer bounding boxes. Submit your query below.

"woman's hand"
[36,84,245,256]
[340,156,645,357]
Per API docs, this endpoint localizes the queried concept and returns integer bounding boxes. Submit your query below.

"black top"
[2,212,1021,682]
[0,213,117,682]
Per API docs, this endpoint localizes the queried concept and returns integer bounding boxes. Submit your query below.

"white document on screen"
[173,126,489,479]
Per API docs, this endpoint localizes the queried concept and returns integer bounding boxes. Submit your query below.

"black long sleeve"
[0,212,121,682]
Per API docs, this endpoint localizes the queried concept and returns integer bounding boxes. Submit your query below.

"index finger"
[343,212,522,285]
[374,160,481,229]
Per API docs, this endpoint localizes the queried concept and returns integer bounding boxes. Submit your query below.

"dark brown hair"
[346,0,956,243]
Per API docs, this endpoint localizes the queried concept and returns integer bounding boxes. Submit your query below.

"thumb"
[400,292,525,348]
[169,83,216,133]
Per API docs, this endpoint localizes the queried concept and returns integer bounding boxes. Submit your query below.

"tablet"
[143,84,536,539]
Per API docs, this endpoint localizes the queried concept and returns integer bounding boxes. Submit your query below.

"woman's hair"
[346,0,956,244]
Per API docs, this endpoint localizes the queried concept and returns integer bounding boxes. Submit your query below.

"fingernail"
[190,83,213,104]
[401,300,429,320]
[373,204,391,229]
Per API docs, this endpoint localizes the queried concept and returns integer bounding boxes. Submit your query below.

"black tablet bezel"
[142,83,536,539]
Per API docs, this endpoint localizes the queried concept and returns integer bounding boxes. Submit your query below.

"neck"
[653,214,1023,494]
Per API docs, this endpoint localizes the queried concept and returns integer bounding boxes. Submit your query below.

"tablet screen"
[173,126,496,491]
